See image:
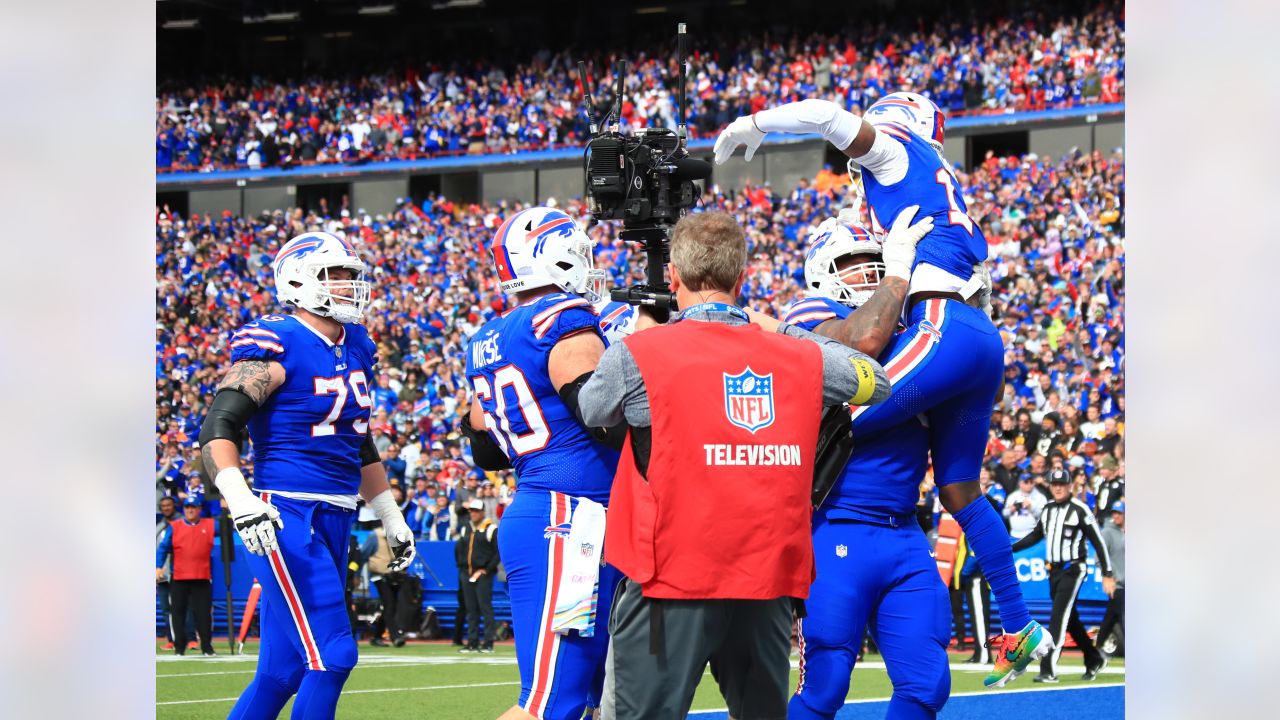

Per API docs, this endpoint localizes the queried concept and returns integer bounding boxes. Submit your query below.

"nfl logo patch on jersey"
[836,544,848,558]
[723,368,775,434]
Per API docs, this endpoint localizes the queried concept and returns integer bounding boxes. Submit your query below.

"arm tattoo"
[218,360,277,405]
[201,442,221,476]
[815,277,909,356]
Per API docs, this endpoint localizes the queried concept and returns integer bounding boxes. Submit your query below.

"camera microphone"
[666,157,712,182]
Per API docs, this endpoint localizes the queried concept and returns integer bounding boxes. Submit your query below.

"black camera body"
[578,25,709,317]
[586,128,699,227]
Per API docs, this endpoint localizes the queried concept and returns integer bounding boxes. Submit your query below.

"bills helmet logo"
[724,368,775,434]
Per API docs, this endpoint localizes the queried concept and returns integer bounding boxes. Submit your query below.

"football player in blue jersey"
[199,231,415,720]
[782,217,956,719]
[717,94,1049,689]
[462,207,624,720]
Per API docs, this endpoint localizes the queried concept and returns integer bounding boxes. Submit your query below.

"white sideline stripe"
[156,654,521,675]
[156,680,521,706]
[158,662,451,678]
[155,656,1123,676]
[686,682,1126,716]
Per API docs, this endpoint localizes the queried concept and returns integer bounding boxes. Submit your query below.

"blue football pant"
[229,494,358,720]
[851,298,1034,633]
[499,490,621,720]
[851,298,1002,486]
[790,516,951,720]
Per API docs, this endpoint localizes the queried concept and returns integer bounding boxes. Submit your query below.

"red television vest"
[606,320,823,600]
[170,518,215,581]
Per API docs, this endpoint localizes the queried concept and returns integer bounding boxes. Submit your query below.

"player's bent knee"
[790,689,844,719]
[321,635,358,673]
[893,667,950,713]
[259,664,305,695]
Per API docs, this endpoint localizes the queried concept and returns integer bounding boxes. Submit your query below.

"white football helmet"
[490,207,605,302]
[864,91,946,152]
[272,231,371,324]
[804,222,885,307]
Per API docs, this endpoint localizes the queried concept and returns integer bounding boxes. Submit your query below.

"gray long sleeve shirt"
[578,305,890,429]
[1100,522,1125,588]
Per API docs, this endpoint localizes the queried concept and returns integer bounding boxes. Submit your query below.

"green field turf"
[156,640,1124,719]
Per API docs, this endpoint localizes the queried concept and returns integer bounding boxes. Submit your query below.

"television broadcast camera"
[579,23,712,317]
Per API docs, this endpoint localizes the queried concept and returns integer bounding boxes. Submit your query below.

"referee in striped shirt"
[1012,469,1115,682]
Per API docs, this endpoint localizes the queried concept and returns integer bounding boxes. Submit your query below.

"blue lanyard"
[678,302,748,323]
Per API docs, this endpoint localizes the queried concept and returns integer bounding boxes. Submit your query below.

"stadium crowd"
[156,3,1123,172]
[156,143,1125,544]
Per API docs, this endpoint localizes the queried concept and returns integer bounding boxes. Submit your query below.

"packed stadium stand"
[155,0,1125,699]
[158,0,1123,171]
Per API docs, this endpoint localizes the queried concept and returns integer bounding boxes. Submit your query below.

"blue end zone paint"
[688,684,1124,719]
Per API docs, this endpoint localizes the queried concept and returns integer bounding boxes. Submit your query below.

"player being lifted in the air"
[462,207,625,720]
[717,92,1050,688]
[199,231,415,720]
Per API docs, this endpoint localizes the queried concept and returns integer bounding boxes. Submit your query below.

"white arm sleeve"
[850,128,909,186]
[752,99,863,151]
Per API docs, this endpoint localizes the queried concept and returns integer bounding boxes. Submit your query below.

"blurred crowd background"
[157,2,1123,171]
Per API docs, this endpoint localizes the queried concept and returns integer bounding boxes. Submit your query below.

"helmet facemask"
[287,261,372,324]
[830,256,886,306]
[549,235,606,304]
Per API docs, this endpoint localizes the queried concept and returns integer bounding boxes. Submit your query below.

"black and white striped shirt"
[1012,497,1113,576]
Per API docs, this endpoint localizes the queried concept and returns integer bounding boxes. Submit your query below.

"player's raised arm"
[714,98,887,164]
[198,359,286,556]
[715,95,948,188]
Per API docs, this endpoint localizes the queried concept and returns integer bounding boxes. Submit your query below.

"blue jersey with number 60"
[229,314,378,496]
[862,122,988,279]
[465,293,619,504]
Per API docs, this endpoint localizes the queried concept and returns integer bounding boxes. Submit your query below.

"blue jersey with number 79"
[465,293,619,504]
[862,121,988,279]
[229,314,378,496]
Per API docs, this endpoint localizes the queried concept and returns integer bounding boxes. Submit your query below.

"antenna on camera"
[676,23,688,145]
[612,60,627,132]
[577,61,599,136]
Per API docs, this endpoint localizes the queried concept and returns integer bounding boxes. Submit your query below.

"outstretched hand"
[713,116,766,164]
[744,307,782,333]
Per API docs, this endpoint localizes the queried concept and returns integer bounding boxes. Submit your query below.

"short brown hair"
[669,212,747,293]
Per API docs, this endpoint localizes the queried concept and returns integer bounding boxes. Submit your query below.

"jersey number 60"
[471,365,550,457]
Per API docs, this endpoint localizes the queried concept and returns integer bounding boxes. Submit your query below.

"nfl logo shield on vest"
[723,368,775,433]
[836,544,848,558]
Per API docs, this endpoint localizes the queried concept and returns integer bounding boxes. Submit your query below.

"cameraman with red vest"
[156,495,216,656]
[569,212,892,719]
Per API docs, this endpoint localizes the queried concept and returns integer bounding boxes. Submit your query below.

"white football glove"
[368,489,416,572]
[813,200,864,240]
[713,115,766,164]
[971,263,994,318]
[813,215,841,237]
[881,205,935,281]
[215,468,284,556]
